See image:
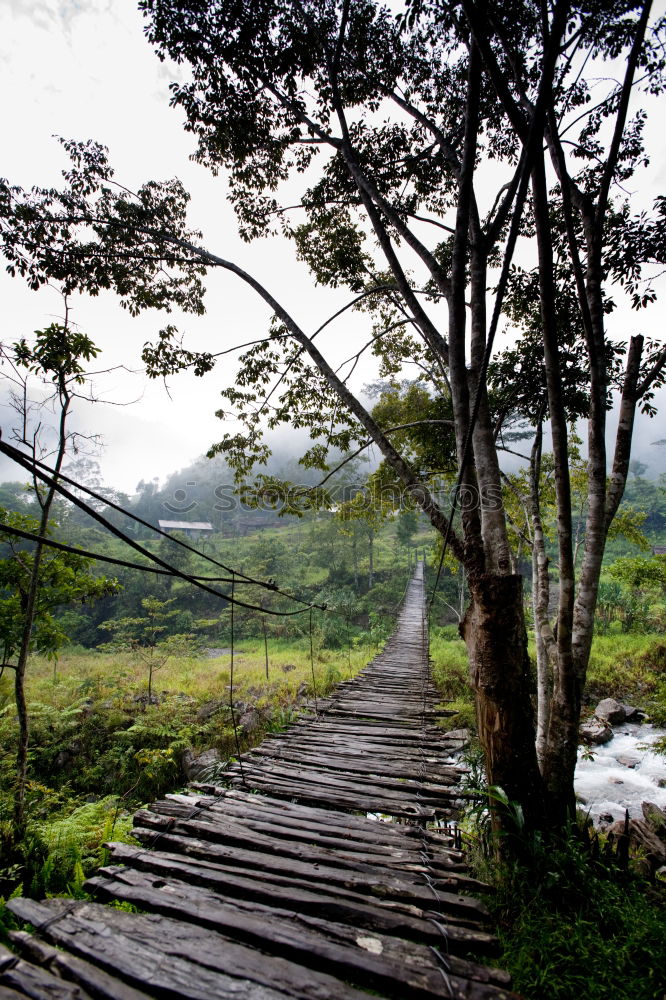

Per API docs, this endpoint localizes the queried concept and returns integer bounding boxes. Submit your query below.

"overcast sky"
[1,0,665,494]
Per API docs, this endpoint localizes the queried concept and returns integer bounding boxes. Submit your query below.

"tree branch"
[594,0,653,248]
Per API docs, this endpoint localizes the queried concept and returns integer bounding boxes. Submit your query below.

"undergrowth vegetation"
[474,826,666,1000]
[0,636,374,899]
[434,630,666,1000]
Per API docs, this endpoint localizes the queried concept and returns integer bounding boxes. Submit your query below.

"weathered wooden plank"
[86,868,515,1000]
[226,775,460,819]
[127,827,478,919]
[246,749,459,785]
[222,762,457,804]
[9,933,151,1000]
[128,824,490,922]
[252,738,462,764]
[134,805,428,873]
[143,799,461,870]
[230,761,459,800]
[7,900,374,1000]
[146,800,433,870]
[133,803,486,890]
[104,843,500,954]
[0,940,93,1000]
[173,799,466,871]
[218,776,441,818]
[166,792,437,853]
[218,789,437,839]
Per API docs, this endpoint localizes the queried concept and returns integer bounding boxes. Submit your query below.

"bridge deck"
[4,565,518,999]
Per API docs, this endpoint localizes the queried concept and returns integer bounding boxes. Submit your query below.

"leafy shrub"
[32,796,135,897]
[483,831,666,1000]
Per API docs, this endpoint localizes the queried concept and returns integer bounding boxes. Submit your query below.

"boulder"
[642,801,666,838]
[54,749,74,769]
[622,704,645,722]
[181,748,222,781]
[594,698,626,725]
[579,718,613,745]
[238,707,267,735]
[132,692,161,706]
[443,728,471,744]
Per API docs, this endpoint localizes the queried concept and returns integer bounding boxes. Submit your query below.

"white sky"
[0,0,664,493]
[0,0,368,493]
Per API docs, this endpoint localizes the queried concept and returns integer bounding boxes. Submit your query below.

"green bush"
[481,830,666,1000]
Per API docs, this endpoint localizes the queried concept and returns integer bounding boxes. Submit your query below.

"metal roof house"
[158,520,214,538]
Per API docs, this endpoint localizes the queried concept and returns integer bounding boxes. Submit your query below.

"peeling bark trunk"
[462,574,545,832]
[532,544,550,765]
[528,419,557,766]
[469,247,512,576]
[571,336,645,680]
[448,38,485,578]
[531,157,579,817]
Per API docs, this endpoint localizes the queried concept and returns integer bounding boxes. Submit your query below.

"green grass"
[585,634,666,723]
[429,628,476,730]
[0,635,375,896]
[14,636,368,711]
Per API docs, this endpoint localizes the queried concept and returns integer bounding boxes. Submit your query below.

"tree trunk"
[462,574,545,835]
[528,418,557,765]
[532,544,550,765]
[13,521,48,838]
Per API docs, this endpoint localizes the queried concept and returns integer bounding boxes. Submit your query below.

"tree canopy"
[1,0,666,833]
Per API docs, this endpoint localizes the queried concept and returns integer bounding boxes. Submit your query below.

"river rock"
[181,748,222,781]
[622,704,645,722]
[580,718,613,745]
[594,698,626,725]
[616,755,641,769]
[642,801,666,837]
[443,728,471,744]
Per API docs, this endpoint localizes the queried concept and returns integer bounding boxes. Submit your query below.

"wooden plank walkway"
[5,563,519,1000]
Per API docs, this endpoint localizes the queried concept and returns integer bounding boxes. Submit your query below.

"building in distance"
[158,520,214,538]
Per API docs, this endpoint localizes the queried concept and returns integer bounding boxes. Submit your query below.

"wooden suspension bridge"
[2,564,519,1000]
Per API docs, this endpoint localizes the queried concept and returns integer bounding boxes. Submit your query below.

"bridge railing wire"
[0,438,324,618]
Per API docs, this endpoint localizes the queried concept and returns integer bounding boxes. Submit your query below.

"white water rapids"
[574,722,666,825]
